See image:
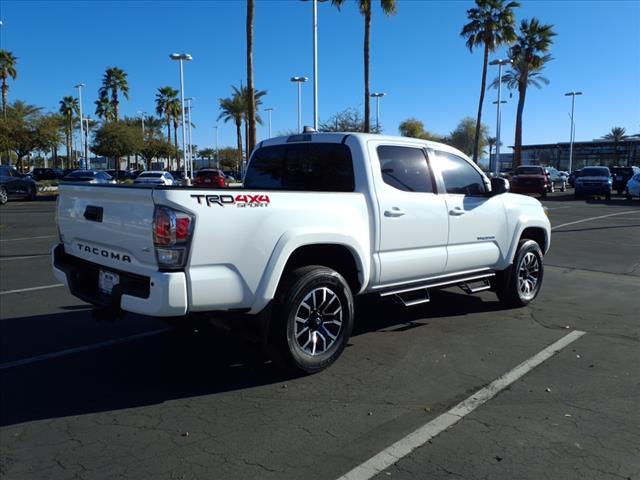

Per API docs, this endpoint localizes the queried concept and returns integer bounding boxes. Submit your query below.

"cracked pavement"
[1,194,639,479]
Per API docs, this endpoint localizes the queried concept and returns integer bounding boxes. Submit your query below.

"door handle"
[449,208,466,216]
[384,208,405,218]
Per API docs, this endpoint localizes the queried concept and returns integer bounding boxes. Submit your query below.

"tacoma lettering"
[77,243,131,263]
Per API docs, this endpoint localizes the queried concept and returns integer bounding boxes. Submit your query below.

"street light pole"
[489,59,511,175]
[312,0,319,130]
[265,107,274,138]
[75,83,85,168]
[565,91,583,173]
[214,124,219,169]
[186,98,194,176]
[137,111,146,137]
[170,53,192,182]
[370,92,386,132]
[290,76,308,132]
[84,117,91,168]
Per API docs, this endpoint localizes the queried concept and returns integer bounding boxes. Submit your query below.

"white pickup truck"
[54,132,550,372]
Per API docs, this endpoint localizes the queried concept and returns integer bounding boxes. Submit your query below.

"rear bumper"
[511,184,545,194]
[575,185,611,195]
[52,244,188,316]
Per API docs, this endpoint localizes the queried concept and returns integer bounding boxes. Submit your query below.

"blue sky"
[2,0,639,155]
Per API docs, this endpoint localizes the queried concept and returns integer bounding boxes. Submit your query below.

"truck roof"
[258,132,468,159]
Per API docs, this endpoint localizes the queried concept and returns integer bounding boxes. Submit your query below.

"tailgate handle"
[84,205,103,222]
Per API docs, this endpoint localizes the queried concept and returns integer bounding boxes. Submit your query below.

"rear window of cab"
[244,143,354,192]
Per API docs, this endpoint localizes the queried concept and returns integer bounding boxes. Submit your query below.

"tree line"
[1,1,639,173]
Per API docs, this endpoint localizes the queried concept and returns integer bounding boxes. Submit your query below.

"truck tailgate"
[57,185,157,274]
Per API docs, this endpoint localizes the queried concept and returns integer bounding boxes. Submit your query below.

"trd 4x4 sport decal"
[191,194,270,208]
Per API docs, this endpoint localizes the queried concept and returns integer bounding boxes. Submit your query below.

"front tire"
[269,266,354,374]
[26,185,37,201]
[605,192,611,201]
[493,240,544,307]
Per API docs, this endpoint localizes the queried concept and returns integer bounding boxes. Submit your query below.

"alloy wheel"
[518,252,540,300]
[293,287,343,356]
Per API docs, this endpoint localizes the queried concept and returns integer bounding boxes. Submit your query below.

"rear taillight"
[153,206,194,269]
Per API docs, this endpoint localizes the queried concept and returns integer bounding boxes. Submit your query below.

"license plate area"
[99,269,120,294]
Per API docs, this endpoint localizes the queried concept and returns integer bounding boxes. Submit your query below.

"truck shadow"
[0,290,509,427]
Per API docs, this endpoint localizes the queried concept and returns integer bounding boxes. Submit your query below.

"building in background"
[519,139,640,171]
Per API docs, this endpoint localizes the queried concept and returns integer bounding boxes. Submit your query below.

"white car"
[133,171,174,186]
[54,132,551,373]
[626,173,640,200]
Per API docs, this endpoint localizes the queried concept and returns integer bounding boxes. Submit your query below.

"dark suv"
[574,166,612,200]
[0,166,38,205]
[31,168,64,181]
[610,166,640,195]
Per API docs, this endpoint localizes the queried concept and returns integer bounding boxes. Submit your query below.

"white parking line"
[552,210,640,230]
[0,254,49,262]
[0,328,172,370]
[0,284,64,295]
[337,330,587,480]
[0,235,56,242]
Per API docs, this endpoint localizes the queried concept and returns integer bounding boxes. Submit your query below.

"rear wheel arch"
[279,244,362,295]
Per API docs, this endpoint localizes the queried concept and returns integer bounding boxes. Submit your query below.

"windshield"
[139,173,163,178]
[66,171,95,178]
[515,167,543,175]
[580,167,610,177]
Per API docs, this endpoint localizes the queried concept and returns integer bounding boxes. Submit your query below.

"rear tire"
[26,185,37,201]
[493,239,544,307]
[268,265,354,374]
[0,186,7,205]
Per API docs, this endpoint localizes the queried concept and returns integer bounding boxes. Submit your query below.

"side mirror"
[489,177,510,196]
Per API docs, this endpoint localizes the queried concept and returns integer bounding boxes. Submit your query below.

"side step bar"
[380,272,495,307]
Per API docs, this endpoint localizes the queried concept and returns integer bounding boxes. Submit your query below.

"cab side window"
[437,151,486,196]
[377,145,434,193]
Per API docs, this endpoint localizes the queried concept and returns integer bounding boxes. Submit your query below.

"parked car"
[574,166,612,200]
[193,169,227,188]
[104,169,132,181]
[128,169,145,179]
[568,169,582,187]
[544,167,567,192]
[0,165,38,204]
[625,172,640,200]
[170,170,192,182]
[133,171,175,186]
[509,166,550,198]
[610,166,640,195]
[54,131,551,373]
[62,170,116,184]
[223,170,238,183]
[31,168,64,181]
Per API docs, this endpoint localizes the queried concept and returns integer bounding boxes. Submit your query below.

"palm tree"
[498,18,556,167]
[59,96,79,169]
[167,98,182,169]
[99,67,129,121]
[487,135,497,162]
[246,0,257,154]
[94,93,114,122]
[232,84,267,157]
[155,86,178,144]
[461,0,519,164]
[602,126,628,143]
[332,0,396,133]
[218,94,246,168]
[602,127,629,165]
[0,50,18,116]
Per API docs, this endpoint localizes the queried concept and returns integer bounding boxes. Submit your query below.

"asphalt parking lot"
[1,192,639,480]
